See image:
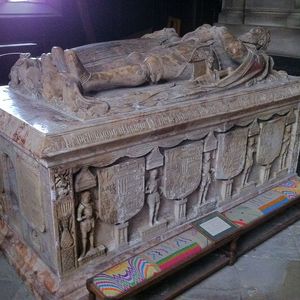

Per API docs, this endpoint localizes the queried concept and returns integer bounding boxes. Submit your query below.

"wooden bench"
[87,177,300,300]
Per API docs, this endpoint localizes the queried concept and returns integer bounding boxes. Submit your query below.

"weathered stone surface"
[97,158,145,224]
[257,117,286,166]
[0,25,299,299]
[163,142,203,200]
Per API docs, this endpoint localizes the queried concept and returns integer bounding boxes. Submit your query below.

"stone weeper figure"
[77,191,95,260]
[241,136,256,187]
[198,151,214,206]
[280,125,292,170]
[145,169,161,226]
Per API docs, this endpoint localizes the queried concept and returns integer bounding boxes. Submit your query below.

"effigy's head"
[225,40,248,63]
[239,27,271,50]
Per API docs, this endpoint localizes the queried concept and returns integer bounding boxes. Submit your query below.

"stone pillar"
[287,0,300,28]
[174,198,187,222]
[218,0,245,24]
[220,179,234,202]
[259,165,271,185]
[114,222,128,247]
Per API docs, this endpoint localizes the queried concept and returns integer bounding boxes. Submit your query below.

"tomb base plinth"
[1,37,300,298]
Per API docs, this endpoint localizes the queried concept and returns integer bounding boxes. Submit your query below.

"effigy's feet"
[64,49,91,85]
[51,46,68,73]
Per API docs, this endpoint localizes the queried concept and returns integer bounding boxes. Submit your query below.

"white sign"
[199,216,231,236]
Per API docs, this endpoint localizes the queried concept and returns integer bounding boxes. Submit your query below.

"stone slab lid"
[0,78,299,161]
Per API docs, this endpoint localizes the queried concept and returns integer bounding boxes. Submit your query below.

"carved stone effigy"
[0,25,300,299]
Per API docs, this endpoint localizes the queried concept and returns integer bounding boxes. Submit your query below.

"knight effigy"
[0,25,300,298]
[8,24,287,119]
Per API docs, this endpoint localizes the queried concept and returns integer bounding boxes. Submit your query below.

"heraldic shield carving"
[163,141,203,200]
[256,117,286,166]
[97,158,145,224]
[215,127,248,180]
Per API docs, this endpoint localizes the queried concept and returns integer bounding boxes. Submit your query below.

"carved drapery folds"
[8,25,288,120]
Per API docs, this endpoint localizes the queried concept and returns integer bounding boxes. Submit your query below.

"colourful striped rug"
[224,178,300,227]
[93,228,210,297]
[93,256,159,297]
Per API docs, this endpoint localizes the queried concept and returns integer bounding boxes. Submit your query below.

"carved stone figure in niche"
[145,169,161,226]
[280,125,292,170]
[77,191,95,261]
[241,137,256,187]
[0,193,4,217]
[63,25,276,93]
[54,169,70,199]
[60,216,74,250]
[198,152,214,206]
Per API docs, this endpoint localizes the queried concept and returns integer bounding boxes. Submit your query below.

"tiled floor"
[1,220,300,300]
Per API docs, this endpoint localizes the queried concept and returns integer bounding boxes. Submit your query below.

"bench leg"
[89,292,96,300]
[228,238,238,265]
